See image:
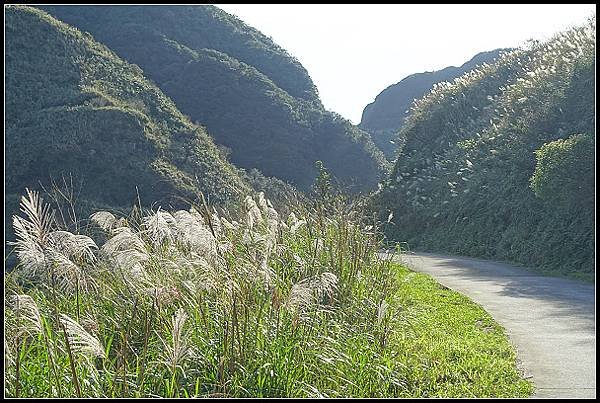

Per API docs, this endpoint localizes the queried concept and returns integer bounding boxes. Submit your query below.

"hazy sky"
[218,4,595,124]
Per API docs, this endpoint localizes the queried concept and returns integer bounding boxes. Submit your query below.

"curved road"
[386,251,595,399]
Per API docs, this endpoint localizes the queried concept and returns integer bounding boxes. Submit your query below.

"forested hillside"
[6,6,249,221]
[40,5,388,190]
[376,19,595,278]
[360,50,504,158]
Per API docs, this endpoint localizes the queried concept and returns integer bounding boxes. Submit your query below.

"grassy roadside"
[389,264,533,397]
[4,189,532,397]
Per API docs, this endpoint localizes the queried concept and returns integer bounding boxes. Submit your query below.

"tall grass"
[4,187,531,397]
[4,186,406,397]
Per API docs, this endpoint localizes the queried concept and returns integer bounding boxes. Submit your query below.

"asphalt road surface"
[384,251,596,399]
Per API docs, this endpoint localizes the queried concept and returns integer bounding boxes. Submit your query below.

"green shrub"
[530,133,594,212]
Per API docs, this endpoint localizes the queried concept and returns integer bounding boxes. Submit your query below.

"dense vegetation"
[40,5,388,191]
[377,19,595,280]
[7,4,589,397]
[360,50,504,158]
[44,5,320,104]
[5,187,531,397]
[6,6,249,224]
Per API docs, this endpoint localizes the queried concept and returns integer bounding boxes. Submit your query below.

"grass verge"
[4,189,532,397]
[389,264,533,397]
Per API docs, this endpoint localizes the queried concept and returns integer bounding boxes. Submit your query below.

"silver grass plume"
[46,249,90,291]
[160,308,193,372]
[293,254,306,269]
[11,191,97,291]
[245,194,280,283]
[245,196,263,230]
[287,272,338,311]
[113,249,150,286]
[113,217,128,229]
[143,285,183,307]
[48,230,98,263]
[101,226,150,283]
[11,216,45,278]
[258,256,275,289]
[288,212,306,235]
[264,204,279,253]
[317,272,338,300]
[143,209,178,247]
[15,189,54,245]
[9,294,42,340]
[280,220,289,231]
[90,211,117,232]
[172,209,217,259]
[287,281,314,311]
[10,190,56,278]
[59,314,105,358]
[80,315,99,335]
[211,210,222,237]
[220,217,238,231]
[181,269,218,294]
[102,227,146,256]
[377,300,389,325]
[313,238,324,255]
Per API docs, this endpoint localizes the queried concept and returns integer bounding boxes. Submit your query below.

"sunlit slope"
[377,19,595,277]
[360,50,505,158]
[41,5,388,191]
[6,6,249,213]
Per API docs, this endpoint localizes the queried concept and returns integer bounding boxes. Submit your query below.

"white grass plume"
[17,188,54,244]
[100,225,151,283]
[287,281,314,311]
[102,227,146,256]
[143,209,178,247]
[211,211,222,237]
[172,209,216,258]
[317,272,338,300]
[90,211,117,232]
[10,189,56,278]
[46,248,91,292]
[9,294,43,340]
[144,286,181,307]
[220,216,238,231]
[288,212,306,235]
[287,272,338,311]
[377,300,389,325]
[48,230,97,263]
[11,216,46,278]
[59,314,105,359]
[159,308,193,373]
[244,196,263,230]
[313,238,324,255]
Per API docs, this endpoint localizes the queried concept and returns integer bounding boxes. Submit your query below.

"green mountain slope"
[6,6,249,217]
[377,19,595,278]
[360,50,505,158]
[40,5,387,191]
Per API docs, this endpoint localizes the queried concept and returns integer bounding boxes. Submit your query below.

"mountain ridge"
[6,5,250,221]
[377,19,595,277]
[360,49,507,158]
[40,5,388,191]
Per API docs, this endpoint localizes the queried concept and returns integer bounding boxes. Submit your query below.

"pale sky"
[218,4,595,124]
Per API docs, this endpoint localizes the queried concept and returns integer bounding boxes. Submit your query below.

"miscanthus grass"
[4,188,532,397]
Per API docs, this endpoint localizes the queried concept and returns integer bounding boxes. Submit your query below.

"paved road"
[385,251,595,399]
